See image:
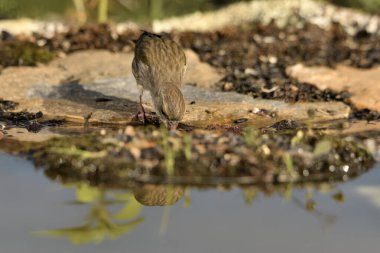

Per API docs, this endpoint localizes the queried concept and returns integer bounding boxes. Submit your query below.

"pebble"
[244,68,258,76]
[222,82,234,91]
[234,118,248,124]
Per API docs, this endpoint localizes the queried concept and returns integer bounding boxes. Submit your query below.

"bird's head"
[153,85,185,130]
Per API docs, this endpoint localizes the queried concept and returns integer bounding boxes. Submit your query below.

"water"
[0,152,380,253]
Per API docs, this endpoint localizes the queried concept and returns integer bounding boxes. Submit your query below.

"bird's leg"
[134,85,147,124]
[138,93,147,124]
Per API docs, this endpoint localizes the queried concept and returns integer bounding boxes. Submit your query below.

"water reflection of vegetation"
[35,182,185,244]
[242,182,345,210]
[34,180,348,244]
[35,183,144,244]
[242,182,346,227]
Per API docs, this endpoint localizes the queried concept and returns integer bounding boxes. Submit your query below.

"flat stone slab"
[1,50,350,127]
[0,49,222,102]
[288,64,380,112]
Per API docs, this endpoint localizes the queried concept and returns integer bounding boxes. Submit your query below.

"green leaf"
[113,197,142,220]
[34,224,106,245]
[283,153,294,173]
[76,183,101,203]
[49,147,107,160]
[314,139,332,156]
[34,218,144,244]
[291,130,304,147]
[107,218,144,239]
[113,193,133,202]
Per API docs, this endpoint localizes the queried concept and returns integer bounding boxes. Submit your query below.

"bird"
[132,184,184,206]
[132,31,186,130]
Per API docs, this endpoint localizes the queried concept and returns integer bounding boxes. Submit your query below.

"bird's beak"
[168,122,179,131]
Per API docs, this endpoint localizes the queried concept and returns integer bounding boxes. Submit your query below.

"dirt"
[287,64,380,112]
[178,20,379,70]
[351,109,380,121]
[0,40,55,67]
[0,23,139,68]
[176,21,380,119]
[0,99,18,111]
[178,22,380,120]
[269,119,303,131]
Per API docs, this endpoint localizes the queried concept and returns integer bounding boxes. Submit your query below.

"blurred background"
[0,0,379,24]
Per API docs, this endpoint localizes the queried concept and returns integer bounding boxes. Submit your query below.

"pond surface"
[0,152,380,253]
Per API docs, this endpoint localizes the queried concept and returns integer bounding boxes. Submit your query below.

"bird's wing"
[132,56,151,88]
[134,33,187,87]
[181,43,187,85]
[167,38,186,87]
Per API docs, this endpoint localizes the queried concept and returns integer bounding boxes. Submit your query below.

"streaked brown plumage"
[132,31,186,130]
[132,184,184,206]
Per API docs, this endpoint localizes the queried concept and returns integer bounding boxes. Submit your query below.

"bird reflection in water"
[34,183,184,244]
[133,184,184,206]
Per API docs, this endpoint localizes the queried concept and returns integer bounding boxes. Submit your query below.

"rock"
[222,82,234,91]
[0,50,350,128]
[0,49,221,97]
[287,64,380,112]
[47,49,222,88]
[270,119,301,130]
[342,121,380,135]
[183,50,223,89]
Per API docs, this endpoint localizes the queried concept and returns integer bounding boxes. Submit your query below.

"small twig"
[84,112,93,128]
